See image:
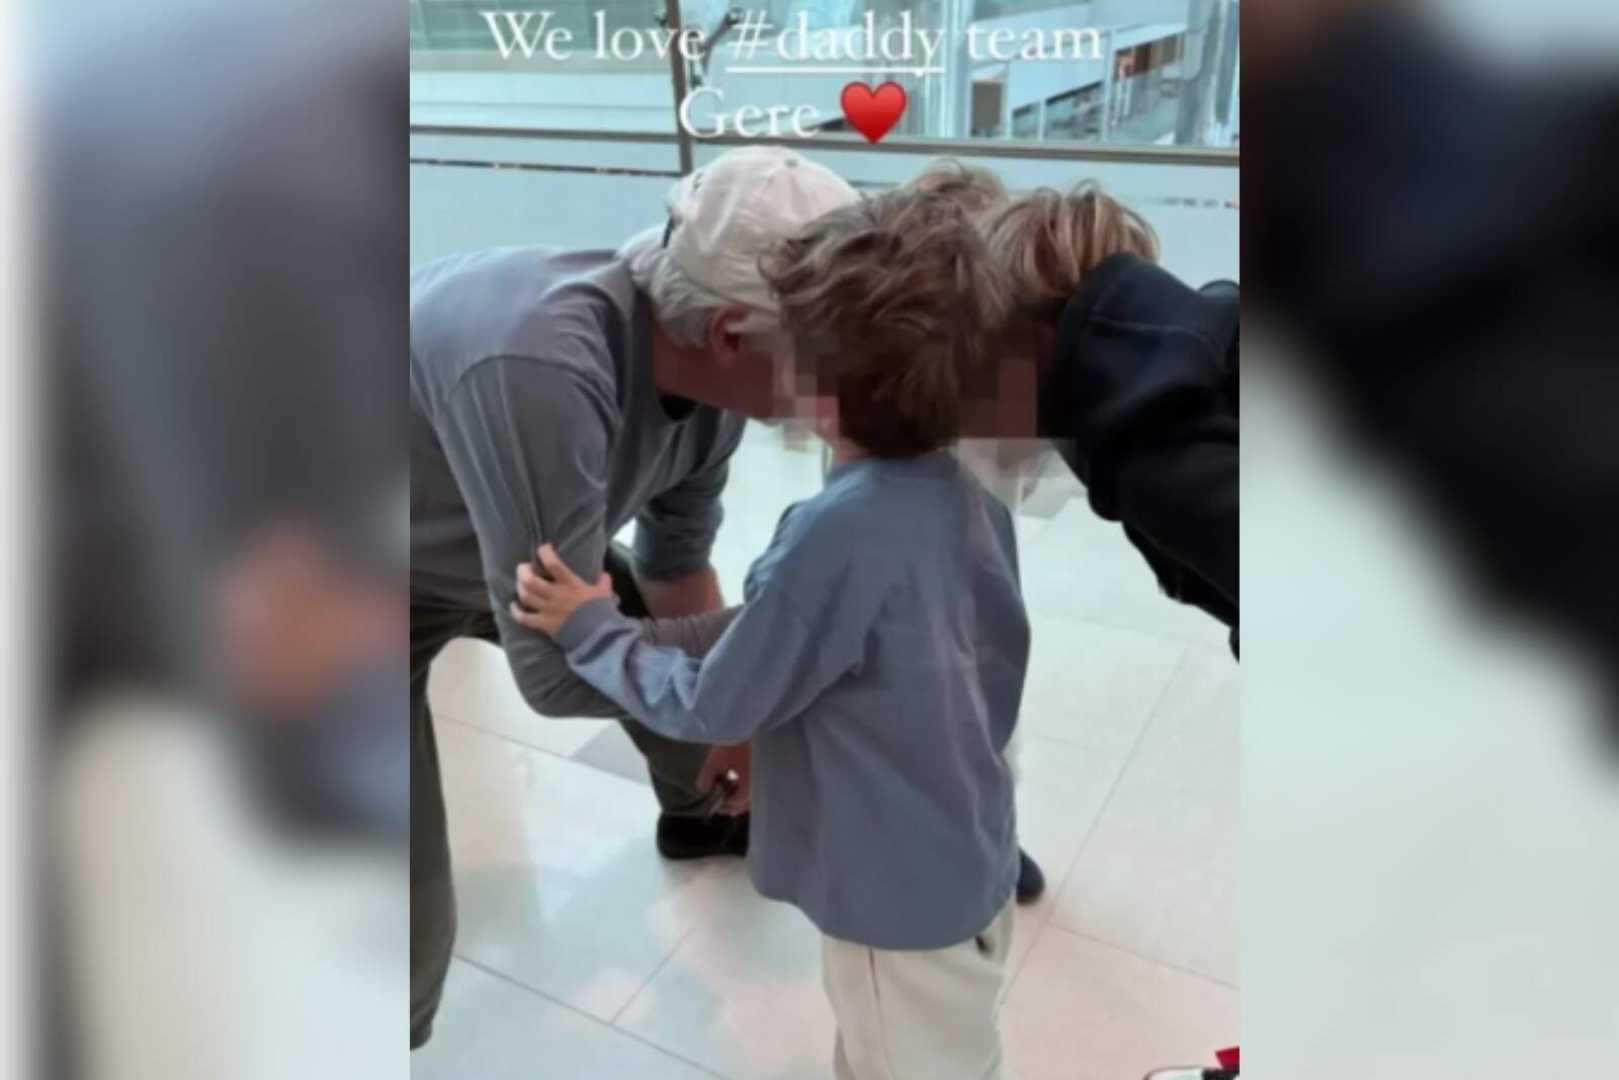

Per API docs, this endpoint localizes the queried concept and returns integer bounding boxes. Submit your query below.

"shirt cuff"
[632,519,720,581]
[631,541,715,583]
[555,595,628,652]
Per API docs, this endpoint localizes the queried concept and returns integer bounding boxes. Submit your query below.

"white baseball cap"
[663,146,858,318]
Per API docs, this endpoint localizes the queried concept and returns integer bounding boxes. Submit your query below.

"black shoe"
[656,811,750,860]
[410,1021,432,1051]
[1016,847,1046,904]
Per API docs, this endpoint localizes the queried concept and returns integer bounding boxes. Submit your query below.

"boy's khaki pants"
[820,898,1017,1080]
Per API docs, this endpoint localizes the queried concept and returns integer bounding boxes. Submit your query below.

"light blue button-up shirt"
[557,452,1029,948]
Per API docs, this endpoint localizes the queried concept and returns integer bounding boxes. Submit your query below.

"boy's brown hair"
[760,190,1011,458]
[980,181,1159,322]
[898,158,1010,219]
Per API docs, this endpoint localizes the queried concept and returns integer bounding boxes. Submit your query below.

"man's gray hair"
[619,225,743,348]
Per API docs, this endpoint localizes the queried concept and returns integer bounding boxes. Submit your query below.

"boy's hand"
[510,543,613,638]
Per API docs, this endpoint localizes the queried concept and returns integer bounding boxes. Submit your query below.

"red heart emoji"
[840,81,906,144]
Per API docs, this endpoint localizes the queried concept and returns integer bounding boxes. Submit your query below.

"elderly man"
[409,146,857,1048]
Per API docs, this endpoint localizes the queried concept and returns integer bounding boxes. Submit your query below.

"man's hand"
[698,742,753,814]
[511,543,613,637]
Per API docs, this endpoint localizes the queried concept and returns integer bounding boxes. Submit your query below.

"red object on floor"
[1216,1047,1240,1070]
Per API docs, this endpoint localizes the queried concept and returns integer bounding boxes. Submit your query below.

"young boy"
[510,191,1029,1079]
[901,156,1009,217]
[896,158,1050,904]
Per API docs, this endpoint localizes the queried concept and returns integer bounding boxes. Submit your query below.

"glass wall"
[412,0,688,51]
[409,0,1239,146]
[409,0,1238,284]
[411,133,1238,286]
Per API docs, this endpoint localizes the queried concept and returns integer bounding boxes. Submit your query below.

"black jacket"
[1247,13,1619,732]
[1043,254,1239,641]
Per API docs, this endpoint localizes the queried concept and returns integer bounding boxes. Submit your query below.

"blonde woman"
[982,182,1239,648]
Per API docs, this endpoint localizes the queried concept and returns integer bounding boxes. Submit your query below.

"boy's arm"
[437,357,626,719]
[441,357,742,717]
[639,605,741,658]
[552,581,867,746]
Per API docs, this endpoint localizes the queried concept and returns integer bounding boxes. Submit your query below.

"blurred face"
[960,323,1047,439]
[768,336,841,438]
[700,309,792,420]
[703,310,840,433]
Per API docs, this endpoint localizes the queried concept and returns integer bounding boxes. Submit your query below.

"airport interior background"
[410,1,1239,1075]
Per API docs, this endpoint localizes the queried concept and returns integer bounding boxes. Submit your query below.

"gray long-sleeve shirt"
[556,453,1030,948]
[410,247,746,716]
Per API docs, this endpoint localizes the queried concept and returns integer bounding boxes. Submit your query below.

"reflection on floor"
[413,423,1238,1080]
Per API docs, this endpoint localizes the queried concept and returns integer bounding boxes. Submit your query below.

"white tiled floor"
[414,423,1238,1080]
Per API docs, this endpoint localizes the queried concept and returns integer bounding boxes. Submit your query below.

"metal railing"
[408,122,1240,168]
